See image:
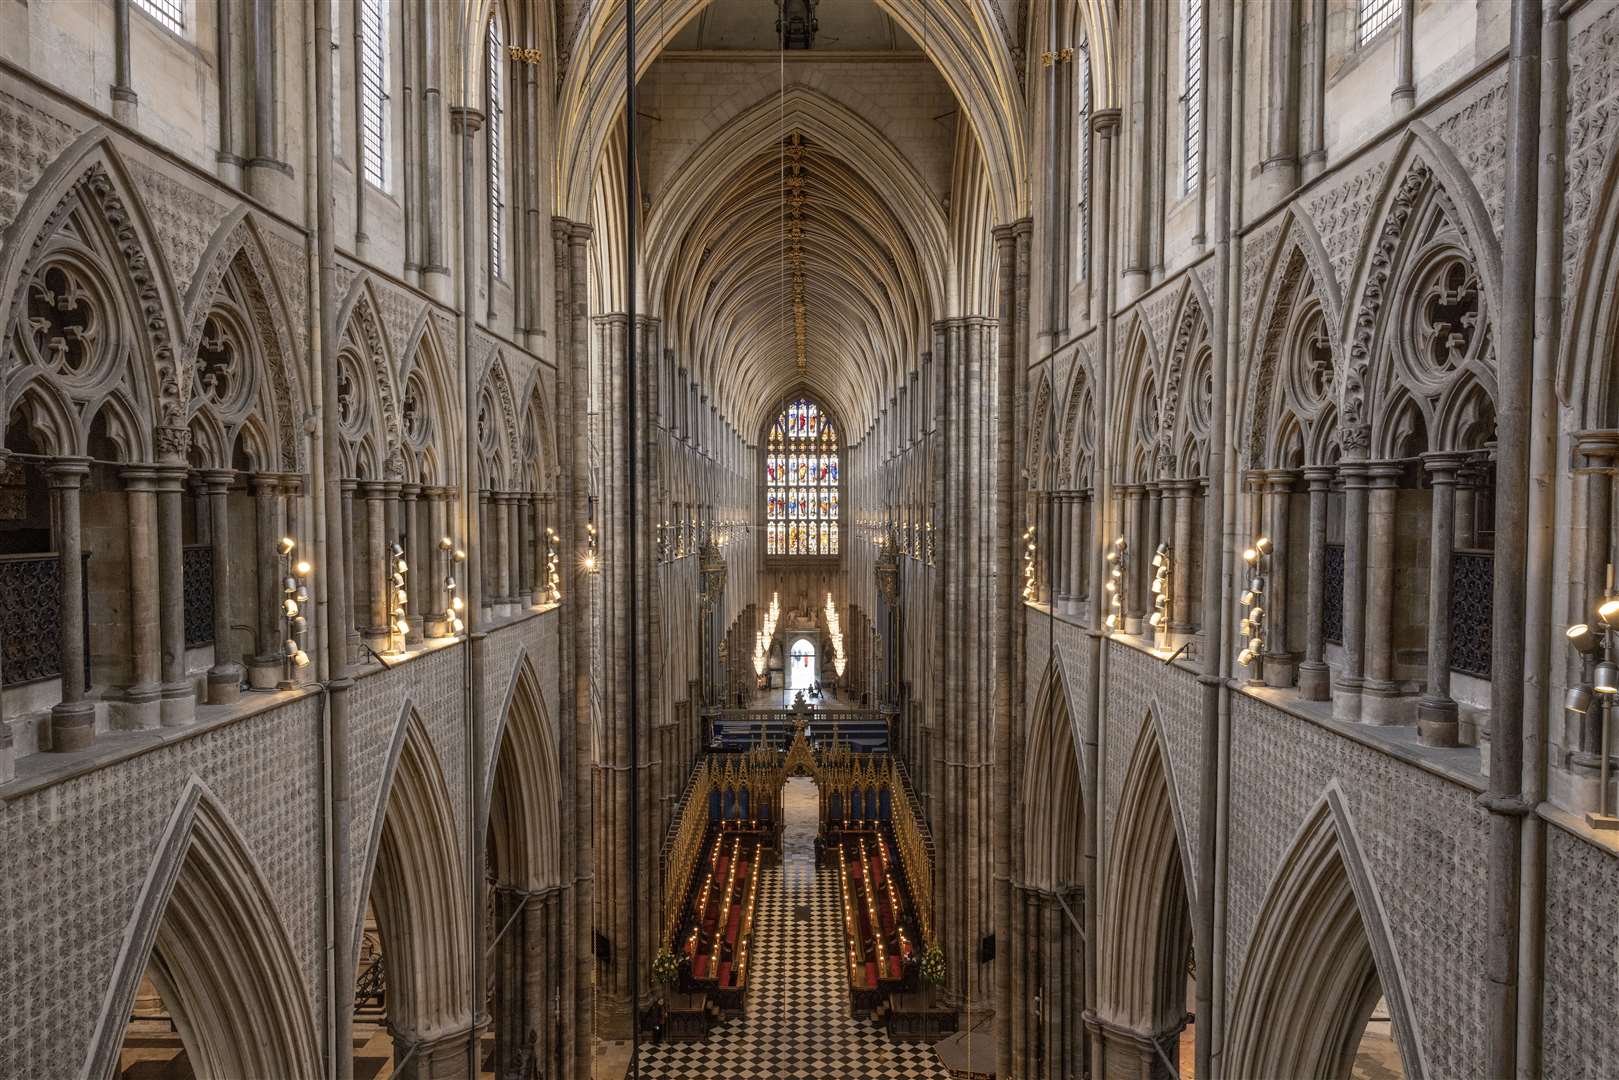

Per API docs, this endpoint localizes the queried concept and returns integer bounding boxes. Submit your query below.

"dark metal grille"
[1450,550,1493,678]
[1357,0,1399,46]
[134,0,184,34]
[0,553,90,687]
[359,0,390,190]
[183,544,214,647]
[1182,0,1203,191]
[1322,542,1345,645]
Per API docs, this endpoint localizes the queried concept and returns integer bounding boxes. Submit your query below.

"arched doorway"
[789,638,817,690]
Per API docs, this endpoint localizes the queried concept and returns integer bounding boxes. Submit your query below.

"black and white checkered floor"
[637,779,949,1079]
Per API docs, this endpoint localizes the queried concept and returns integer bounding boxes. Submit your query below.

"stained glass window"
[765,397,840,556]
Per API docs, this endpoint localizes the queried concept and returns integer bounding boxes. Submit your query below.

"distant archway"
[789,638,817,690]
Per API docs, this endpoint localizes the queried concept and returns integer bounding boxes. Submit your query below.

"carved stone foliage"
[1056,345,1093,489]
[1564,3,1619,312]
[127,158,231,299]
[0,89,77,231]
[1305,153,1392,300]
[1245,242,1338,469]
[1431,75,1509,239]
[335,291,401,475]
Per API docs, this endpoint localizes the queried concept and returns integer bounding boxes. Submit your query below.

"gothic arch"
[85,779,320,1080]
[1337,132,1500,459]
[1559,102,1619,427]
[485,651,564,891]
[1225,783,1426,1080]
[1095,710,1196,1044]
[1021,660,1086,892]
[353,702,474,1049]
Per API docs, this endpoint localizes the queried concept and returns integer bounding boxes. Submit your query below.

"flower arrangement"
[652,948,680,987]
[920,944,946,988]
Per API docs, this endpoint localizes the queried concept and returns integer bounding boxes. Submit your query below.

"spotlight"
[1237,648,1256,666]
[391,573,405,588]
[390,542,404,558]
[440,536,454,550]
[284,575,297,590]
[1239,619,1252,637]
[291,616,307,634]
[291,649,311,669]
[283,598,299,617]
[1250,606,1264,622]
[1249,577,1265,593]
[1601,599,1619,627]
[454,548,467,562]
[1148,611,1164,628]
[1242,547,1259,564]
[1150,577,1163,594]
[1104,613,1118,630]
[277,536,295,555]
[284,639,300,657]
[295,560,313,577]
[394,618,411,636]
[294,588,309,604]
[445,576,457,591]
[1597,661,1619,695]
[451,596,465,611]
[394,588,408,605]
[1566,684,1595,715]
[1249,637,1263,653]
[1255,536,1273,555]
[396,558,409,573]
[451,616,466,635]
[1568,624,1601,656]
[1241,590,1255,606]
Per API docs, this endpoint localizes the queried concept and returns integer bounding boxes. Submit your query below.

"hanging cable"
[624,0,642,1073]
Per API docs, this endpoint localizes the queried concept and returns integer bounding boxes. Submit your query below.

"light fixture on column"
[1103,535,1126,631]
[1565,563,1619,828]
[545,527,563,604]
[388,541,410,652]
[1022,524,1038,603]
[1236,535,1272,672]
[278,540,312,685]
[584,521,599,572]
[825,592,846,678]
[1149,541,1171,638]
[440,536,467,636]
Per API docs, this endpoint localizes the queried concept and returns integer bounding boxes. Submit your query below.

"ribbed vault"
[645,95,945,435]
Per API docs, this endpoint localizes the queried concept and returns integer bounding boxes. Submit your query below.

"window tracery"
[764,397,840,556]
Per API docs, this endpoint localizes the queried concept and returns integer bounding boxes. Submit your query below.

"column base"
[160,684,196,726]
[363,628,392,656]
[50,700,97,752]
[1359,681,1415,725]
[1297,661,1331,701]
[1123,615,1143,636]
[207,665,243,705]
[391,1018,483,1080]
[109,684,163,731]
[425,616,452,639]
[247,654,283,690]
[0,731,12,784]
[1331,676,1363,722]
[1417,697,1459,747]
[1262,653,1296,688]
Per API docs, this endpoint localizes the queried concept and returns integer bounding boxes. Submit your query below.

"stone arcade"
[1,0,1618,1078]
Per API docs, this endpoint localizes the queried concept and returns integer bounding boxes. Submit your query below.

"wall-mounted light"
[1150,542,1172,640]
[442,539,467,636]
[1236,534,1272,676]
[545,526,563,604]
[278,538,312,688]
[1565,563,1618,829]
[1104,536,1126,631]
[1022,524,1038,603]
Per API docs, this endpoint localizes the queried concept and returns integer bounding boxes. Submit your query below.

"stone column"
[1123,485,1145,633]
[156,462,195,726]
[401,483,426,643]
[1263,470,1298,686]
[1143,482,1163,623]
[382,479,403,650]
[518,493,535,606]
[1334,463,1370,721]
[507,491,523,607]
[111,467,162,729]
[202,470,241,704]
[340,478,361,661]
[1066,494,1085,615]
[1298,465,1334,700]
[360,481,391,653]
[111,0,137,123]
[494,491,514,615]
[427,487,451,637]
[1361,462,1408,723]
[1170,480,1196,637]
[1418,452,1465,746]
[248,474,285,688]
[48,461,94,751]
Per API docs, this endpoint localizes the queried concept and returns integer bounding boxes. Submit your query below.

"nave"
[641,778,950,1080]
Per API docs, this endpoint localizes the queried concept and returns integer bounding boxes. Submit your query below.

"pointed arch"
[1096,710,1196,1040]
[84,779,319,1080]
[353,701,474,1045]
[1226,783,1427,1080]
[485,651,564,891]
[1022,660,1086,891]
